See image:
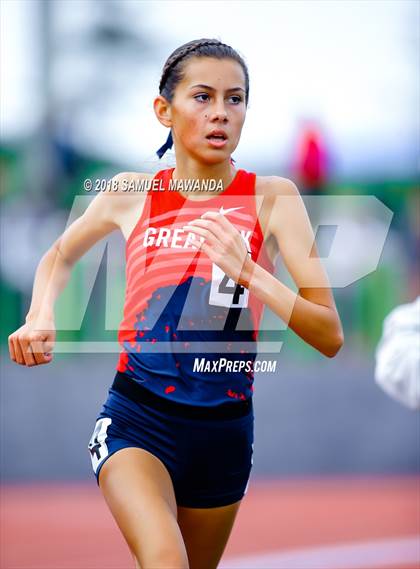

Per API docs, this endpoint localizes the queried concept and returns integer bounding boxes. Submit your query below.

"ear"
[154,95,172,128]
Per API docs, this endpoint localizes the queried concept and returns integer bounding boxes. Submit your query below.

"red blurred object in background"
[294,123,329,194]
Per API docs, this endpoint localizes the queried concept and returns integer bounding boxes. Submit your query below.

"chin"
[200,156,230,168]
[194,147,234,166]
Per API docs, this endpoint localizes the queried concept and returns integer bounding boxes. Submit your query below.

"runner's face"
[170,57,247,164]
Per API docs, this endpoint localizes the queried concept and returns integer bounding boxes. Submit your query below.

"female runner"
[8,38,344,569]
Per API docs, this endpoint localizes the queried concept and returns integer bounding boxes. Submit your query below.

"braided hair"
[159,38,249,105]
[156,38,249,159]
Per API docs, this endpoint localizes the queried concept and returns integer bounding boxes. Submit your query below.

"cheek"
[232,110,246,132]
[180,113,203,139]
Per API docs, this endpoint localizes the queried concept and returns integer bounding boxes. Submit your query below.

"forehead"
[178,56,245,89]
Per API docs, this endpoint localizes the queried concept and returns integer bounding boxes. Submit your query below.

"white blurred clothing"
[375,297,420,410]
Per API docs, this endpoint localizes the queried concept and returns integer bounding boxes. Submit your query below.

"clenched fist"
[8,316,55,366]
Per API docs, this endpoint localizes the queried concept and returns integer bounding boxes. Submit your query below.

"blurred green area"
[1,144,418,359]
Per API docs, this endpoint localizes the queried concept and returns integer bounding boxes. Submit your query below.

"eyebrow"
[189,84,245,93]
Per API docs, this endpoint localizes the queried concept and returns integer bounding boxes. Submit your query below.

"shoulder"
[109,171,154,193]
[253,175,306,238]
[90,171,154,227]
[254,175,302,222]
[255,174,300,198]
[98,171,154,204]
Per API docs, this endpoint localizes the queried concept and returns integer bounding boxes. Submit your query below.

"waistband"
[112,371,253,420]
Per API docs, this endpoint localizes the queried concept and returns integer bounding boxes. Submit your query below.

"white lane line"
[220,536,420,569]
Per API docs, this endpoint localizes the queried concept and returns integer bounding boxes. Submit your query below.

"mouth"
[206,131,228,148]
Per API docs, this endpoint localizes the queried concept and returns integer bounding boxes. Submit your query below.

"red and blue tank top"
[116,168,274,406]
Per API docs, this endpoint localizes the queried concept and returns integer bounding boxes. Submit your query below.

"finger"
[184,218,217,233]
[20,339,37,367]
[194,213,239,246]
[12,336,25,365]
[43,337,55,355]
[190,240,214,258]
[185,216,226,238]
[36,333,55,364]
[183,223,222,249]
[184,220,229,249]
[8,336,16,362]
[188,220,248,262]
[201,210,235,231]
[31,337,52,365]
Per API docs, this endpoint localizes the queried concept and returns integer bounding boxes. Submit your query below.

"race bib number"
[209,263,249,308]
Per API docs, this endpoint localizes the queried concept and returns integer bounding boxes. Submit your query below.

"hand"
[183,210,254,286]
[8,315,56,367]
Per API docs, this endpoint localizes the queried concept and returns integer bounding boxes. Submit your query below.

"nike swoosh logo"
[219,206,244,215]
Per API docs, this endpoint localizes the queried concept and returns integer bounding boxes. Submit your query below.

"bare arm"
[25,191,120,321]
[185,177,344,358]
[8,172,144,366]
[240,177,344,357]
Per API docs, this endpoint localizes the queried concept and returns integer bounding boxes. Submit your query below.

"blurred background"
[1,1,419,568]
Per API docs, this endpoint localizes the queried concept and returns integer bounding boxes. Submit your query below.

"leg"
[177,500,242,569]
[99,447,189,569]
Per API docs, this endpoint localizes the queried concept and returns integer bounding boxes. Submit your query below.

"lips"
[206,130,227,140]
[206,130,228,148]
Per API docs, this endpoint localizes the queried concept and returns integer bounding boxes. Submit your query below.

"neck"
[172,153,236,199]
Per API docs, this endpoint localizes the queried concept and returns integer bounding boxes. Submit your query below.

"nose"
[210,99,228,122]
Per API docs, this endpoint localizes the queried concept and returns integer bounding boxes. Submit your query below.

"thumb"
[43,339,55,354]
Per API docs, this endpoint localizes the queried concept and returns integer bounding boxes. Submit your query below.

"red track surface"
[1,476,419,569]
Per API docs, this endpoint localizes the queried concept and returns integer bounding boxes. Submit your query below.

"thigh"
[99,447,189,568]
[177,500,242,569]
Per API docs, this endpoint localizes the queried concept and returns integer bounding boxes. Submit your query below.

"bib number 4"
[209,263,249,308]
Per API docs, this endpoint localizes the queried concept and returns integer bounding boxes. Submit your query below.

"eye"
[194,93,210,103]
[229,95,243,104]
